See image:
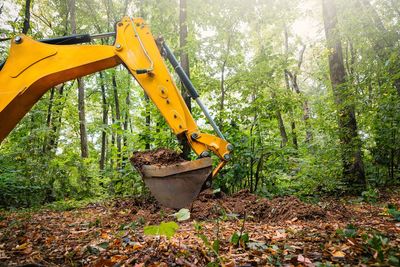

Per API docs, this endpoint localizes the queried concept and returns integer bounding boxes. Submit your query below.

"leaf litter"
[0,189,399,266]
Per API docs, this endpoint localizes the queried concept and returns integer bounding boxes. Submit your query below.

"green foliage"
[194,221,223,266]
[361,188,380,203]
[230,231,249,248]
[336,224,358,238]
[387,204,400,222]
[143,221,179,239]
[365,234,390,263]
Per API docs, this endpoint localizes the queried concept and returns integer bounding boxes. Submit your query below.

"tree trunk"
[42,88,55,153]
[77,79,89,158]
[122,90,131,167]
[283,26,298,149]
[112,73,122,168]
[179,0,191,159]
[99,72,108,171]
[322,0,365,191]
[254,153,266,193]
[49,84,66,151]
[22,0,31,34]
[285,42,312,143]
[276,109,288,147]
[271,91,288,147]
[69,0,89,158]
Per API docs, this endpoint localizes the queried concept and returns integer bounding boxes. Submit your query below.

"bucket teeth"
[136,158,212,209]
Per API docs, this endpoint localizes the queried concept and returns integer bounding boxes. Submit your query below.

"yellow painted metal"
[0,35,119,142]
[0,16,231,177]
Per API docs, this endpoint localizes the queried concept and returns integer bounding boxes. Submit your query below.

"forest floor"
[0,189,399,267]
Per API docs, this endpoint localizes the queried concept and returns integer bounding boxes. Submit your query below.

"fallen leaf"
[101,231,111,239]
[332,250,345,258]
[15,243,29,250]
[297,254,314,266]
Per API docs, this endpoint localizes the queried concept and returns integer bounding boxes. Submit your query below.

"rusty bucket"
[137,157,212,209]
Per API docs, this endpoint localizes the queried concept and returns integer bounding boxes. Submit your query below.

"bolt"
[118,22,123,27]
[191,133,199,140]
[223,154,231,161]
[161,89,165,94]
[14,36,22,44]
[173,114,177,118]
[200,151,210,158]
[115,43,122,50]
[205,180,212,188]
[166,99,170,104]
[227,144,234,152]
[179,125,182,129]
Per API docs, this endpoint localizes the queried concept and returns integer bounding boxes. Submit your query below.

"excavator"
[0,17,233,209]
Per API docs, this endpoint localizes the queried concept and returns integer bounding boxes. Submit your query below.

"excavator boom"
[0,17,232,208]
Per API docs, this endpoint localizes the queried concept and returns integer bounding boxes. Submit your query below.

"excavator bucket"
[136,158,212,209]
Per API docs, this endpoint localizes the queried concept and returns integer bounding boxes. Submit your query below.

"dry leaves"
[0,192,399,266]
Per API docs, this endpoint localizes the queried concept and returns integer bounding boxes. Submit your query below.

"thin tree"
[99,71,108,171]
[322,0,365,192]
[283,26,298,149]
[69,0,89,159]
[112,73,122,169]
[179,0,191,159]
[22,0,31,34]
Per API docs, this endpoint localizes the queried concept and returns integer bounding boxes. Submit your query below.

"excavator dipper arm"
[0,17,232,181]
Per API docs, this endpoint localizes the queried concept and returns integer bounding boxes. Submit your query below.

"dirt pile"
[130,148,186,171]
[191,190,327,223]
[125,189,329,224]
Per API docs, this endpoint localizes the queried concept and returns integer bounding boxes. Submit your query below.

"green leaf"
[97,241,109,249]
[212,240,220,253]
[241,233,250,243]
[172,208,191,222]
[343,224,357,238]
[388,255,399,266]
[388,208,400,221]
[143,221,179,239]
[86,245,100,255]
[198,233,210,246]
[230,232,240,245]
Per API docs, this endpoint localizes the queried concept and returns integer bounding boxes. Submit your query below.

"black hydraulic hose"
[162,43,200,99]
[161,41,226,140]
[39,34,92,45]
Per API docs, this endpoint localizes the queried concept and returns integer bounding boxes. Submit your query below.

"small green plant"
[230,231,249,248]
[361,188,379,203]
[143,221,179,239]
[387,204,400,221]
[88,218,101,228]
[336,224,357,238]
[194,221,223,267]
[230,212,249,248]
[119,220,140,230]
[365,233,389,262]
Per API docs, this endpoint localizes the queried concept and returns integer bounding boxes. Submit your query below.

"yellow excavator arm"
[0,16,232,180]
